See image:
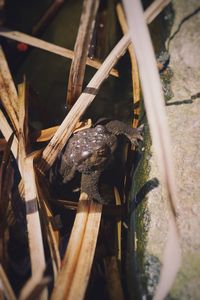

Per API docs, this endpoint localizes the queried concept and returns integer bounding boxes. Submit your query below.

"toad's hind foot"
[81,172,108,204]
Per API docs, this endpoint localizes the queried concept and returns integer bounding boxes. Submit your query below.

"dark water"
[3,0,134,131]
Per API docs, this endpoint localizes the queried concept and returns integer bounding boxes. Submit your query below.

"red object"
[17,42,28,52]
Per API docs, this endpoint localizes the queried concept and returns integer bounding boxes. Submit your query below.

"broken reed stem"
[22,155,47,283]
[114,187,122,262]
[67,201,102,300]
[104,256,125,300]
[0,264,16,300]
[0,29,118,77]
[19,270,50,300]
[0,138,6,151]
[18,81,46,282]
[51,193,91,300]
[144,0,171,24]
[36,173,61,273]
[32,0,65,35]
[67,0,100,108]
[0,109,18,160]
[0,46,19,132]
[116,3,140,128]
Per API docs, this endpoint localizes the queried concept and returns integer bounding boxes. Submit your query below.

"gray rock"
[133,1,200,299]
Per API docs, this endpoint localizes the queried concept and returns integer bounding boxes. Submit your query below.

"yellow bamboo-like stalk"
[35,173,61,274]
[0,47,19,132]
[0,138,6,151]
[31,119,92,143]
[0,264,16,300]
[104,256,125,300]
[67,0,100,108]
[18,82,46,296]
[0,109,18,160]
[19,270,50,300]
[51,193,91,300]
[144,0,171,24]
[116,3,140,128]
[114,187,122,262]
[0,29,118,77]
[67,201,102,300]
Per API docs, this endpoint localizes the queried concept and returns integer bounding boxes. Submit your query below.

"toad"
[52,120,143,204]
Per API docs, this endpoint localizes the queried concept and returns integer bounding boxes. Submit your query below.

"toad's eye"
[95,125,106,133]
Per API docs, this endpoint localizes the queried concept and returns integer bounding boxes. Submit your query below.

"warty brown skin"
[51,120,143,204]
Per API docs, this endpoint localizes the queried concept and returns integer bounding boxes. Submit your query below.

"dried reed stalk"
[19,271,50,300]
[0,264,16,300]
[18,81,46,285]
[0,133,14,269]
[116,3,140,128]
[32,0,65,35]
[67,201,101,300]
[0,47,19,132]
[144,0,171,24]
[114,187,122,262]
[0,138,6,151]
[122,0,181,299]
[31,119,92,143]
[67,0,100,108]
[0,109,18,159]
[51,193,91,300]
[104,256,125,300]
[36,173,61,274]
[0,29,118,77]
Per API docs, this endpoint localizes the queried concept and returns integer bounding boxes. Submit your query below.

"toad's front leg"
[81,171,107,204]
[106,120,143,145]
